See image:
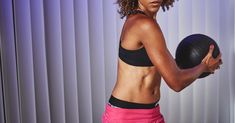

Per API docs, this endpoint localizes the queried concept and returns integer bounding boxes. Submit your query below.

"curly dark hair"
[116,0,177,18]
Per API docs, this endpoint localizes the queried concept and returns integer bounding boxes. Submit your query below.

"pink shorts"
[102,104,165,123]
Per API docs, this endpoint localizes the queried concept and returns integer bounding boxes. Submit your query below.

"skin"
[112,0,222,104]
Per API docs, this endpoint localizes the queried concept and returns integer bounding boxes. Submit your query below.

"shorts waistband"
[108,95,158,109]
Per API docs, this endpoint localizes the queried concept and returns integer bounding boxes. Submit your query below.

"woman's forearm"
[175,63,207,92]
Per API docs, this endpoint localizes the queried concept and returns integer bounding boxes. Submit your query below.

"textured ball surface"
[175,34,220,78]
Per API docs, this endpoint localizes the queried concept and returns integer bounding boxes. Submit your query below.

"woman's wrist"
[199,62,208,73]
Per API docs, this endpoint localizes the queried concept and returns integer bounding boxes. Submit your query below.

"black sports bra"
[118,10,154,67]
[119,42,153,66]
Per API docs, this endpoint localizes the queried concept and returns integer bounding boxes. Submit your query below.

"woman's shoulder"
[127,15,160,35]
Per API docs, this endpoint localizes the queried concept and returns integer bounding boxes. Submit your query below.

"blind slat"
[13,0,37,122]
[0,1,234,123]
[75,0,93,122]
[61,0,79,122]
[0,0,20,122]
[44,0,66,123]
[30,0,51,122]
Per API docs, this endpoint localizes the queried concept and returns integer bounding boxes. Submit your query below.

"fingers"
[202,44,215,64]
[219,59,223,65]
[215,53,222,61]
[201,44,223,73]
[216,59,223,69]
[213,53,222,67]
[210,59,222,73]
[208,44,214,57]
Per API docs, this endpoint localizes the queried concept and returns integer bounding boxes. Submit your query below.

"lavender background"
[0,0,234,123]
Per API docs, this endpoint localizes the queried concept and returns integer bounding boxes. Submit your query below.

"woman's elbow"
[167,78,183,92]
[172,86,183,92]
[169,84,182,92]
[163,70,186,92]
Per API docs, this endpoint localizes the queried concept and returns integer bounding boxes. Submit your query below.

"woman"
[102,0,222,122]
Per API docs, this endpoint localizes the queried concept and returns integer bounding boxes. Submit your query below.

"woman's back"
[111,13,162,104]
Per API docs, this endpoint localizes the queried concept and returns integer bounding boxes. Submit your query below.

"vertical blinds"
[0,0,234,123]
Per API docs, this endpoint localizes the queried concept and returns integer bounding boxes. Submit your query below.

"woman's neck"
[137,7,157,19]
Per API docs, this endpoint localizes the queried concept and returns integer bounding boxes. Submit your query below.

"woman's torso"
[111,13,162,104]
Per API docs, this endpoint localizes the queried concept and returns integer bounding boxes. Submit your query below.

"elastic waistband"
[108,95,158,109]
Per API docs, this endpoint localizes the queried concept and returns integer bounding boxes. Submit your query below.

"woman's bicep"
[139,21,180,87]
[146,43,179,84]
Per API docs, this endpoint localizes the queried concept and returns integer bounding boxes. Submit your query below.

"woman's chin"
[148,6,160,14]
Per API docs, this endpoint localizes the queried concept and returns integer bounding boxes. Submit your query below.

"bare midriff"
[111,58,161,104]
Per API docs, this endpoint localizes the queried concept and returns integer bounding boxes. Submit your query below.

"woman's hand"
[201,45,223,73]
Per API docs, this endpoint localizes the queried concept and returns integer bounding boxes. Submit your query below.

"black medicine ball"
[175,34,220,78]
